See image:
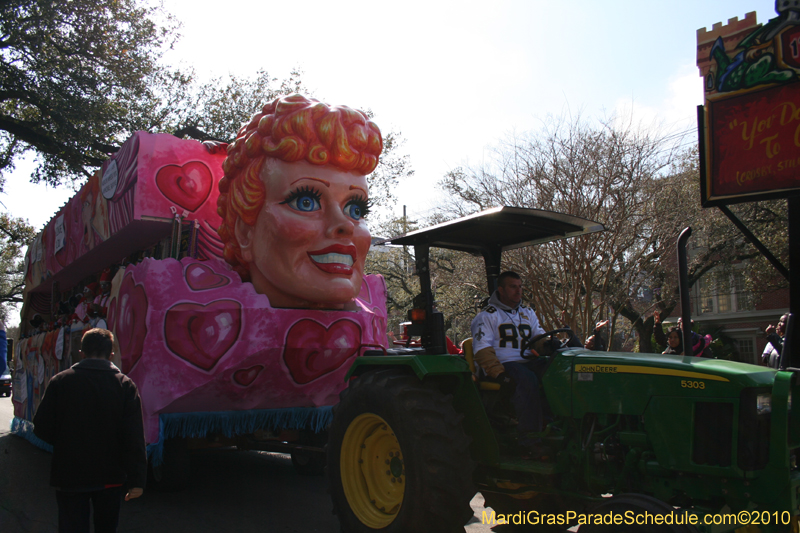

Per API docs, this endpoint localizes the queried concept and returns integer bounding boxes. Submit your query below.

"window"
[735,339,755,364]
[733,272,754,311]
[697,269,754,315]
[716,275,731,313]
[700,281,714,314]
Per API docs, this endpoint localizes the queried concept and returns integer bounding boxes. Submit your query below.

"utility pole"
[403,205,408,273]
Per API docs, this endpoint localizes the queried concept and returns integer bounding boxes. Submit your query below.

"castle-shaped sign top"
[697,1,800,100]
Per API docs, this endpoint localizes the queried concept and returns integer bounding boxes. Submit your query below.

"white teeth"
[310,253,354,266]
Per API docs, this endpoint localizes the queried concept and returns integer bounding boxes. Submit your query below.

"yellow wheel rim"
[340,413,405,528]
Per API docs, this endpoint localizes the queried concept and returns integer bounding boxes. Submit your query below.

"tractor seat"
[462,338,501,391]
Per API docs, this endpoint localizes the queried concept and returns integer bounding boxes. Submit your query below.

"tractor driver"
[470,270,549,455]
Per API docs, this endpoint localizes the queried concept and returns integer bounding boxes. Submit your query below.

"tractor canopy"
[385,206,605,254]
[384,206,605,295]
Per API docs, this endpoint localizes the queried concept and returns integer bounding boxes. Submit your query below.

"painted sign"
[54,215,65,253]
[698,6,800,205]
[706,81,800,200]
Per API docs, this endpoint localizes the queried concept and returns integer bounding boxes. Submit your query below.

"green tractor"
[326,206,800,533]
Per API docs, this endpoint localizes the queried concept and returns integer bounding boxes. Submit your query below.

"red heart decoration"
[283,319,361,384]
[185,263,230,291]
[164,300,242,371]
[114,273,149,373]
[233,365,263,387]
[155,161,213,212]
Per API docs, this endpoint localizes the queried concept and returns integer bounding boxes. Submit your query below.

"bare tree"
[437,114,687,347]
[371,114,788,352]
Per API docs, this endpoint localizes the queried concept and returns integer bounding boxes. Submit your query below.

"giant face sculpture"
[235,159,371,309]
[217,95,382,309]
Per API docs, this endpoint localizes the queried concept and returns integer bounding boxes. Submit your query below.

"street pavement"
[0,397,501,533]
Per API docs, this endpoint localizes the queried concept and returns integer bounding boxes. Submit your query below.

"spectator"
[762,313,788,369]
[584,320,609,351]
[654,312,713,357]
[662,326,683,355]
[0,320,6,376]
[33,328,146,533]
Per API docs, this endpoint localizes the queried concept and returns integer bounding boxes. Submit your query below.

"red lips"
[307,244,357,275]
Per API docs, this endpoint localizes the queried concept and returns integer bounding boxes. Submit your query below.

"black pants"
[504,357,551,444]
[55,487,124,533]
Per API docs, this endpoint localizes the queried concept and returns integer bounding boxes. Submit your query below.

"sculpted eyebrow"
[290,177,331,187]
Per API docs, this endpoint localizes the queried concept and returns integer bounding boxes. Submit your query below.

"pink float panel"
[25,132,227,291]
[106,256,388,443]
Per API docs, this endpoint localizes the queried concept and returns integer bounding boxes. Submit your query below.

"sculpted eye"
[281,186,321,213]
[344,195,371,221]
[345,202,362,220]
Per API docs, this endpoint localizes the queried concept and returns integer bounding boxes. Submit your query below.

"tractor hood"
[566,349,777,390]
[544,349,783,421]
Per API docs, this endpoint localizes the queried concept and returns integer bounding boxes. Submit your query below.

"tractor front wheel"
[327,368,475,533]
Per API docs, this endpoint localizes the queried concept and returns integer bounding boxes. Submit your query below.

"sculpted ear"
[234,218,255,263]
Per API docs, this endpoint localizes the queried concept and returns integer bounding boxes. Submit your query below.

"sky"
[0,0,782,326]
[3,0,781,231]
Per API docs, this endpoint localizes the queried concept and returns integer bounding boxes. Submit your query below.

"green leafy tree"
[161,69,308,143]
[0,0,320,188]
[0,213,35,321]
[0,0,185,187]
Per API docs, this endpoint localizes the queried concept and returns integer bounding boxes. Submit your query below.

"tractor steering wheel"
[521,327,574,359]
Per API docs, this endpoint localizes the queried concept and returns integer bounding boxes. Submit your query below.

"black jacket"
[33,358,147,489]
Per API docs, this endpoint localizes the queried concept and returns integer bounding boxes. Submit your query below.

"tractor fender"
[344,354,501,465]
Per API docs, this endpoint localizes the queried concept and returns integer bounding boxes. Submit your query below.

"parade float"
[11,95,388,482]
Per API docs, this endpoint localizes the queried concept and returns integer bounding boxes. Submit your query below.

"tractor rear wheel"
[327,368,475,533]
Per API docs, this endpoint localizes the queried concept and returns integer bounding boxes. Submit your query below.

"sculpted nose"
[326,208,355,237]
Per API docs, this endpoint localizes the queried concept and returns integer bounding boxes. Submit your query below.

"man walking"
[33,328,147,533]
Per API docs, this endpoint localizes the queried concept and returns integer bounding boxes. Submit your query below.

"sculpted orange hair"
[80,173,101,218]
[217,94,383,281]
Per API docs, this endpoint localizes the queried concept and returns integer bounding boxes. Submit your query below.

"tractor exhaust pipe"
[677,227,694,358]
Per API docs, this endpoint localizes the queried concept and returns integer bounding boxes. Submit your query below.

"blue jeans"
[504,358,550,444]
[55,486,124,533]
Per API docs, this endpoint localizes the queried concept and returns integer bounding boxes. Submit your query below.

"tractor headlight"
[756,393,772,415]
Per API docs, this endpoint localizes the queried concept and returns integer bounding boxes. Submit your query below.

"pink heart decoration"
[357,278,372,304]
[155,161,213,212]
[371,314,384,345]
[164,300,242,371]
[283,319,362,384]
[185,263,230,291]
[115,273,149,373]
[233,365,263,387]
